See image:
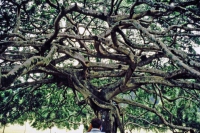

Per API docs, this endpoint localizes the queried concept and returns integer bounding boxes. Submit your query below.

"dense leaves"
[0,84,93,130]
[0,0,200,133]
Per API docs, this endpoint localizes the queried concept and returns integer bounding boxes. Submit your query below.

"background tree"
[1,0,200,133]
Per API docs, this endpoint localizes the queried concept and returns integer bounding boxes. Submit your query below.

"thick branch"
[1,45,57,89]
[113,97,193,131]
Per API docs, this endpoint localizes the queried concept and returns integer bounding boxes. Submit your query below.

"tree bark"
[98,109,118,133]
[2,125,5,133]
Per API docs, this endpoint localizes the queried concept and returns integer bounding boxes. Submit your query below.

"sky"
[194,47,200,54]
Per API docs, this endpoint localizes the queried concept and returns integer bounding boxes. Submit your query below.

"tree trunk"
[89,96,124,133]
[98,109,118,133]
[2,125,5,133]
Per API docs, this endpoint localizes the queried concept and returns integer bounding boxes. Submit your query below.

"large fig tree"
[0,0,200,133]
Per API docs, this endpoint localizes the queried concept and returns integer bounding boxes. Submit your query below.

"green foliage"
[90,77,119,87]
[0,84,93,130]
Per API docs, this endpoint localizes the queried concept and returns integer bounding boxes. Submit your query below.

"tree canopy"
[0,0,200,133]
